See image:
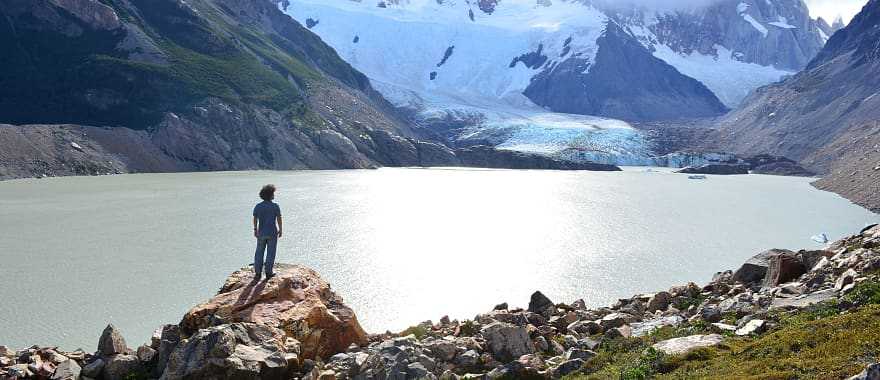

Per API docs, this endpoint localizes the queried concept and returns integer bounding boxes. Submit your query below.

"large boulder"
[152,324,181,378]
[480,322,535,361]
[646,291,671,312]
[763,252,806,288]
[50,360,81,380]
[527,291,555,315]
[97,324,129,357]
[102,354,142,380]
[181,264,367,360]
[161,323,291,380]
[652,334,724,355]
[732,250,793,286]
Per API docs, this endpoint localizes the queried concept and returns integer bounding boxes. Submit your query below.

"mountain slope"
[0,0,432,173]
[714,0,880,211]
[524,22,727,121]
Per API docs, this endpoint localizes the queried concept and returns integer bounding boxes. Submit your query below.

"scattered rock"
[631,316,684,337]
[102,354,141,380]
[424,340,457,362]
[152,324,180,378]
[552,358,585,377]
[733,250,791,285]
[81,358,105,378]
[564,348,596,361]
[181,264,367,359]
[599,313,633,329]
[50,360,81,380]
[735,319,767,336]
[136,344,156,366]
[836,268,858,291]
[700,306,722,323]
[710,323,738,333]
[646,291,671,312]
[771,289,838,309]
[604,325,632,340]
[162,323,292,380]
[652,334,724,355]
[527,291,554,315]
[480,322,534,361]
[97,324,128,356]
[764,252,806,288]
[567,320,602,336]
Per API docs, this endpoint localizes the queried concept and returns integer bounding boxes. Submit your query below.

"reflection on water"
[0,168,876,350]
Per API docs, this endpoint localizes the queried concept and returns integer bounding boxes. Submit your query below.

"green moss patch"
[566,304,880,380]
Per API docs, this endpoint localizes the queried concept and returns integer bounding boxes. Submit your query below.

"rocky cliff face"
[624,0,825,71]
[713,0,880,211]
[816,16,846,41]
[524,22,728,121]
[603,0,826,108]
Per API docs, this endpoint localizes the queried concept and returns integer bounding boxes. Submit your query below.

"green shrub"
[458,320,479,337]
[400,324,429,340]
[844,279,880,306]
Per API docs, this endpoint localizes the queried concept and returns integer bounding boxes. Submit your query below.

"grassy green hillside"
[0,0,369,130]
[565,278,880,379]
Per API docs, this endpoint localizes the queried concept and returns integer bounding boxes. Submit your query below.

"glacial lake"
[0,168,877,350]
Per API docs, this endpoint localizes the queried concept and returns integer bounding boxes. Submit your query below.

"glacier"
[280,0,799,166]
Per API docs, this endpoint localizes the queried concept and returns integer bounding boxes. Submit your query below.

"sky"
[804,0,867,24]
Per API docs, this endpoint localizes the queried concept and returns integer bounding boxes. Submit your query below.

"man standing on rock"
[253,184,282,281]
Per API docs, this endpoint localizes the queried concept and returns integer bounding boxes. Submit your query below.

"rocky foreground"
[3,226,880,379]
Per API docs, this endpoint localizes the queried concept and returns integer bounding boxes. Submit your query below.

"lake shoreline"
[2,225,879,379]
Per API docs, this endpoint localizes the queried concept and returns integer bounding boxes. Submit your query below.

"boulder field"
[2,225,879,379]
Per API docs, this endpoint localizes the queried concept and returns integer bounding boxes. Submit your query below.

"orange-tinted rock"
[180,264,367,359]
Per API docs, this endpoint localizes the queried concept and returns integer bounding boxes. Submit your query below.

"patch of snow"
[649,43,792,107]
[818,27,829,42]
[736,2,768,37]
[628,21,792,107]
[768,16,796,29]
[284,0,606,104]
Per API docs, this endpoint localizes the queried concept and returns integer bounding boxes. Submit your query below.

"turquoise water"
[0,168,876,350]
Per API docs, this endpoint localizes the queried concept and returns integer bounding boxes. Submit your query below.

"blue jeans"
[254,236,277,276]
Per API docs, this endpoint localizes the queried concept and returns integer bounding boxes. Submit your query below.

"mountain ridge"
[714,0,880,211]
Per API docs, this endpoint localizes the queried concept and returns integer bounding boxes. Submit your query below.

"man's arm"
[253,216,259,238]
[276,215,283,238]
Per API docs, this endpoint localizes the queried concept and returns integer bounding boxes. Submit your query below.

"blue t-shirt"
[253,201,281,237]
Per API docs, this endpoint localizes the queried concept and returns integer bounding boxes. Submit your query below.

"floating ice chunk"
[811,233,829,244]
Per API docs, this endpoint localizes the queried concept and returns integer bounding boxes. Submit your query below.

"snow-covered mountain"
[613,0,827,107]
[278,0,828,165]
